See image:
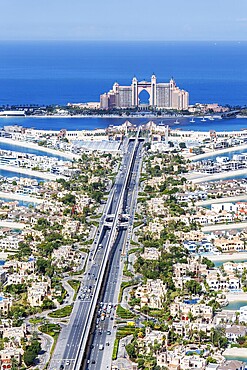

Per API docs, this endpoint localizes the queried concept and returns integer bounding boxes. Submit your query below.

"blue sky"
[1,0,247,41]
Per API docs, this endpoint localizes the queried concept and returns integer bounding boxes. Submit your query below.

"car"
[106,342,110,346]
[60,366,64,370]
[92,360,96,364]
[107,330,111,335]
[66,361,70,365]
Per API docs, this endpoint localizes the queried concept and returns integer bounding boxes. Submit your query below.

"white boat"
[201,117,206,122]
[209,116,214,121]
[190,118,195,123]
[174,119,180,124]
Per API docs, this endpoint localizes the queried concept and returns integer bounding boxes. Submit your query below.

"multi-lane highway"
[85,139,143,370]
[49,136,143,370]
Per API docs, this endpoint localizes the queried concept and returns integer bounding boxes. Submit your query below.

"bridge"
[221,110,240,119]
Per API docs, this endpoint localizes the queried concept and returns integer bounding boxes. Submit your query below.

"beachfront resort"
[0,121,247,368]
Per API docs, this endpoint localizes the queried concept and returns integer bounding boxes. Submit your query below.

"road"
[49,136,143,370]
[85,139,143,369]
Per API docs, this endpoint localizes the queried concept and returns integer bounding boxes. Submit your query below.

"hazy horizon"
[1,0,247,42]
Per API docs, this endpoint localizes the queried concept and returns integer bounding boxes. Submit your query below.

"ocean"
[0,41,247,179]
[0,41,246,107]
[0,116,247,132]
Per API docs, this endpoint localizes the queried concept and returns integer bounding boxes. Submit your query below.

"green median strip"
[112,339,119,360]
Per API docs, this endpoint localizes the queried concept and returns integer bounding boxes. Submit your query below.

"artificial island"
[0,117,246,369]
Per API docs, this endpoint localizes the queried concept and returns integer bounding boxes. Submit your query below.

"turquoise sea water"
[0,198,37,207]
[214,259,247,268]
[225,356,247,364]
[0,141,70,159]
[223,301,247,311]
[0,169,47,181]
[202,148,247,161]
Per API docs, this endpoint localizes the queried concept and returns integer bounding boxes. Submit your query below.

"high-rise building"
[100,75,189,110]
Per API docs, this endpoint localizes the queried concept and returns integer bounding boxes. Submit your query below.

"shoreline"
[0,191,43,204]
[0,164,65,181]
[186,168,247,183]
[0,114,246,120]
[0,220,26,229]
[223,347,247,357]
[196,195,247,206]
[225,292,247,303]
[0,137,80,160]
[202,222,247,232]
[208,252,247,262]
[188,143,247,161]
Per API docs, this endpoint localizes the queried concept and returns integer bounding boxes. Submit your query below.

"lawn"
[48,305,73,318]
[116,305,135,319]
[68,280,81,300]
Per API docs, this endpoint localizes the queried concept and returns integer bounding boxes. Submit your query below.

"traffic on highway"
[49,134,143,370]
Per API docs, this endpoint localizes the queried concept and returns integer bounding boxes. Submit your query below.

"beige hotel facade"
[100,74,189,110]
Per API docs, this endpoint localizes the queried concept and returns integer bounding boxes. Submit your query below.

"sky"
[1,0,247,41]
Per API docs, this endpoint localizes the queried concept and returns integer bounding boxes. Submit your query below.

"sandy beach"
[186,168,247,183]
[196,195,247,206]
[225,292,247,302]
[0,221,26,229]
[0,137,80,160]
[187,143,247,161]
[0,252,8,260]
[223,347,247,357]
[202,222,247,232]
[0,164,65,181]
[0,191,43,204]
[208,252,247,261]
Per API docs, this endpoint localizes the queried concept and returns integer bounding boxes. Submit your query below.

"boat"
[174,119,180,124]
[190,118,195,123]
[209,116,214,121]
[201,117,206,122]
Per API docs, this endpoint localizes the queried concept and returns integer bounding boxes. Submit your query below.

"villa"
[239,306,247,323]
[225,325,247,342]
[135,279,166,309]
[206,271,241,291]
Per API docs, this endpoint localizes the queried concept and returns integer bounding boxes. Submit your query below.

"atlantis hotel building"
[100,75,189,110]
